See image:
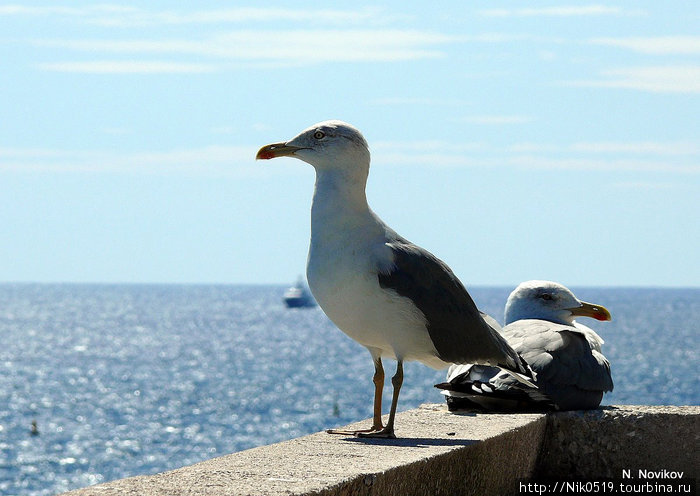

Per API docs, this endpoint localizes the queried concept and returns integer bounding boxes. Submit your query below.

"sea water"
[0,284,697,495]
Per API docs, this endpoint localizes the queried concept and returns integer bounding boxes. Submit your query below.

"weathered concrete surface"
[536,405,699,480]
[60,405,547,496]
[59,405,698,496]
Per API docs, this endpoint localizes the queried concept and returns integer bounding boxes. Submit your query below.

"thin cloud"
[571,141,700,155]
[0,5,382,27]
[508,143,561,153]
[214,30,452,63]
[506,155,697,173]
[36,61,218,74]
[93,7,381,28]
[3,141,696,176]
[479,6,629,17]
[371,141,699,173]
[0,146,261,176]
[564,66,700,94]
[0,5,123,16]
[370,97,470,106]
[589,36,700,55]
[509,142,700,156]
[376,152,697,173]
[374,141,486,153]
[372,150,488,168]
[455,33,568,45]
[31,30,454,70]
[458,115,534,125]
[611,181,678,191]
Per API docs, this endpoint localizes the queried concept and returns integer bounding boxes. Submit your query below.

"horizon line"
[1,280,697,290]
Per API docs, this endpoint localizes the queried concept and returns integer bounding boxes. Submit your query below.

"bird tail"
[435,363,554,411]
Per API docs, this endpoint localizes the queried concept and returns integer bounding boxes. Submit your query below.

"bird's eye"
[313,130,325,140]
[540,293,554,301]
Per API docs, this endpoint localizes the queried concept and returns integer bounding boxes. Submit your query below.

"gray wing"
[377,239,530,376]
[503,319,614,410]
[436,363,553,411]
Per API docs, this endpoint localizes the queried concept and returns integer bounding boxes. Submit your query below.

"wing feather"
[378,239,530,376]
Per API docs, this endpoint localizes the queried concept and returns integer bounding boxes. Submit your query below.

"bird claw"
[355,427,396,439]
[326,428,355,435]
[326,424,386,437]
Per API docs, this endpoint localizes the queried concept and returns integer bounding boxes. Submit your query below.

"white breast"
[306,216,445,369]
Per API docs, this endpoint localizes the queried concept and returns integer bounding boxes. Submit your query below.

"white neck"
[310,168,371,236]
[505,304,574,326]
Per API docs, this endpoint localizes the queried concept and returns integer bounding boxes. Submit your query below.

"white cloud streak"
[2,140,697,176]
[36,61,218,74]
[480,5,629,17]
[372,141,699,173]
[0,146,259,175]
[565,66,700,94]
[373,152,697,174]
[611,181,678,191]
[0,5,382,27]
[504,155,697,173]
[457,115,534,125]
[570,142,700,155]
[590,36,700,55]
[370,97,471,106]
[509,142,700,156]
[31,30,454,70]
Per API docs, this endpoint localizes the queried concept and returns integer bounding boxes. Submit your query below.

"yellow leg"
[370,357,385,430]
[357,359,402,439]
[327,356,385,435]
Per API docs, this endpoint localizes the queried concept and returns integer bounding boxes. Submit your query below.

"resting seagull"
[437,280,613,411]
[257,120,533,438]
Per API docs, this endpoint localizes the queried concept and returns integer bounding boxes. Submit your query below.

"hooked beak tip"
[256,142,303,161]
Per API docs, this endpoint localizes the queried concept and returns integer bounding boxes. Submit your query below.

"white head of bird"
[256,120,370,180]
[504,280,611,326]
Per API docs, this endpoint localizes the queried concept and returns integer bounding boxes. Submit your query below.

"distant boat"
[283,278,316,308]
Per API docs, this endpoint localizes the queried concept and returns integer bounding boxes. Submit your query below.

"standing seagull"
[257,120,532,438]
[438,281,613,411]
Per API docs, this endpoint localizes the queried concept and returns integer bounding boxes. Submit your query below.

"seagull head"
[504,280,611,325]
[256,120,370,176]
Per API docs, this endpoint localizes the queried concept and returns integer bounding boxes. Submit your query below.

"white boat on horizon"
[283,278,316,308]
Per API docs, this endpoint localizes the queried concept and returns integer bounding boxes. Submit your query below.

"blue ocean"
[1,284,697,495]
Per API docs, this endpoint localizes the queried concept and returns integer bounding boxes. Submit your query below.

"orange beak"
[256,142,305,160]
[568,301,612,321]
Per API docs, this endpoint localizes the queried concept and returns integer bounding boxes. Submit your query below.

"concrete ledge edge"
[59,404,699,496]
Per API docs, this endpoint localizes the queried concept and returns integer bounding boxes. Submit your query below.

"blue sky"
[0,2,698,287]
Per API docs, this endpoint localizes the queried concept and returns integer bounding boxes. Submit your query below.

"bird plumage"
[438,280,613,411]
[257,120,535,436]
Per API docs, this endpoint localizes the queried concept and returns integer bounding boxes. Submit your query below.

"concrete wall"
[60,405,698,496]
[535,406,698,479]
